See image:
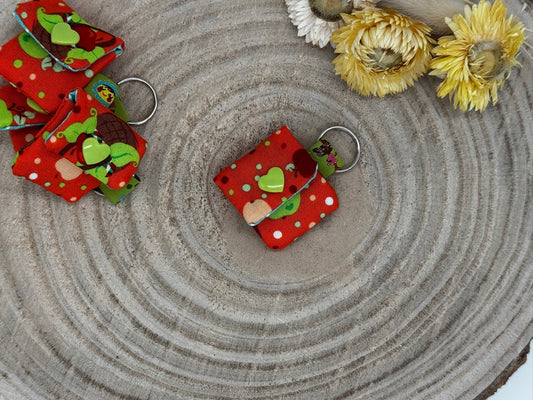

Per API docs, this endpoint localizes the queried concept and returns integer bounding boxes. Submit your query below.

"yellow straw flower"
[430,0,525,112]
[331,8,434,97]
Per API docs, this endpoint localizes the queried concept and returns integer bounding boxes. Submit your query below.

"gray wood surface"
[0,0,532,399]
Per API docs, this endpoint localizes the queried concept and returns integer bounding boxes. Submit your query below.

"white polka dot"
[273,231,283,239]
[321,177,327,184]
[309,222,316,229]
[325,197,334,206]
[29,73,36,80]
[29,173,38,180]
[34,158,41,164]
[119,181,126,188]
[25,134,34,142]
[310,195,316,201]
[70,197,78,202]
[49,136,57,143]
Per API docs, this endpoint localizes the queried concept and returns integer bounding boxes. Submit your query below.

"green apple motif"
[269,193,301,220]
[18,32,48,59]
[0,100,14,128]
[26,98,47,114]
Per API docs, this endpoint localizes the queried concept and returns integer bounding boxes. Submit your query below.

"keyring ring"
[317,126,361,173]
[117,77,158,126]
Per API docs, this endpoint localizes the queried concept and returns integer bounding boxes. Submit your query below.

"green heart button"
[51,22,80,46]
[82,137,110,165]
[258,167,284,193]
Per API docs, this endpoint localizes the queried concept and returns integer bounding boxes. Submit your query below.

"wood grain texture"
[0,0,532,399]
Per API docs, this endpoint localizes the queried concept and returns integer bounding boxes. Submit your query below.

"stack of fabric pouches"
[0,0,151,204]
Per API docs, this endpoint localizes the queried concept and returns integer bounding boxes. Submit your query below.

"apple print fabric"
[9,125,41,152]
[0,1,148,204]
[253,177,338,249]
[14,0,124,72]
[214,126,339,250]
[12,129,102,203]
[0,0,123,113]
[42,88,147,190]
[11,88,147,202]
[0,84,51,130]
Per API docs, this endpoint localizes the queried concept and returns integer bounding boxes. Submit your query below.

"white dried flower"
[286,0,356,48]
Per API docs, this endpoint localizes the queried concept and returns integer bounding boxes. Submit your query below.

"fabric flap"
[214,126,319,226]
[41,88,146,189]
[14,0,124,72]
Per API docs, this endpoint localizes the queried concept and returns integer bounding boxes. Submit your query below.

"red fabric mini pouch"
[12,88,147,202]
[0,0,124,113]
[213,126,344,250]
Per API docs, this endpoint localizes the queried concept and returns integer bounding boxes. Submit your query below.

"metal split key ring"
[117,77,158,126]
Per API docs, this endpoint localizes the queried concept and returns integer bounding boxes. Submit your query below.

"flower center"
[308,0,353,22]
[468,41,505,80]
[367,47,403,71]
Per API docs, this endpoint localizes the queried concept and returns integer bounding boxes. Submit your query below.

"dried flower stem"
[523,40,533,61]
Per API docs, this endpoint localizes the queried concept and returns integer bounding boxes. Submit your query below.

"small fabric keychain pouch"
[1,73,126,142]
[10,77,156,203]
[0,0,124,113]
[4,74,127,157]
[12,87,148,202]
[213,126,359,250]
[42,88,147,189]
[85,75,157,204]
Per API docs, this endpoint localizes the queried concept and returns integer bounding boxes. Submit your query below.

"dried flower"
[331,7,433,97]
[285,0,355,48]
[430,0,525,111]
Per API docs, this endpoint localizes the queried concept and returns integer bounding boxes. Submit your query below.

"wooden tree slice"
[0,0,532,399]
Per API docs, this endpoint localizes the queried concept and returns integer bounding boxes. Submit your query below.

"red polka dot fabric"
[214,126,339,250]
[12,130,101,203]
[0,84,51,130]
[9,126,42,152]
[14,0,124,72]
[0,0,124,113]
[253,176,338,250]
[11,88,147,202]
[42,88,147,190]
[0,1,146,204]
